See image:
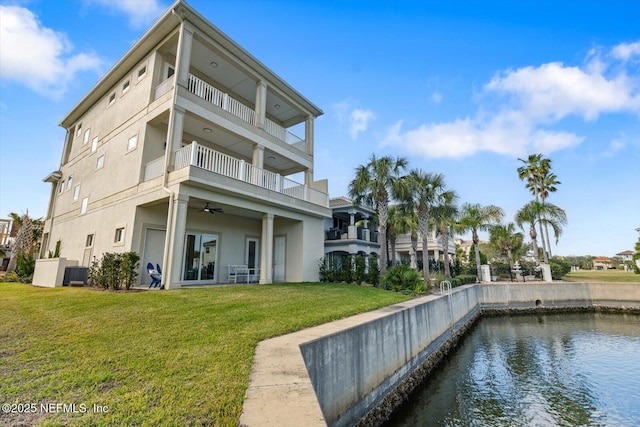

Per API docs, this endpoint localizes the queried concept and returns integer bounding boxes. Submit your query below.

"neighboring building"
[593,256,612,270]
[0,219,13,271]
[616,250,634,263]
[324,197,380,263]
[36,0,329,288]
[395,231,456,266]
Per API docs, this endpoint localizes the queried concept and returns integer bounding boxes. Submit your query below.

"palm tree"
[489,223,524,271]
[539,170,561,257]
[397,170,455,282]
[349,154,408,279]
[458,203,504,280]
[517,154,554,263]
[431,202,459,278]
[387,206,409,267]
[6,211,43,274]
[515,201,566,265]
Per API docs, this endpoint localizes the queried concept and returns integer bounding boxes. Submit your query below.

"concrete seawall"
[239,282,640,427]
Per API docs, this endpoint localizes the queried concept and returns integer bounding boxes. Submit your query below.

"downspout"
[159,7,187,287]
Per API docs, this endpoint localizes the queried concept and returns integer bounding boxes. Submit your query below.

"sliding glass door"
[183,233,218,282]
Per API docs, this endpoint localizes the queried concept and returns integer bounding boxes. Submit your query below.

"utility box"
[63,266,88,286]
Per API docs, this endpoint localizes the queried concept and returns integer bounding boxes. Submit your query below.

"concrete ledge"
[240,282,640,426]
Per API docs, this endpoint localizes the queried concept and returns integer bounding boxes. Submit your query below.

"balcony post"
[175,22,194,89]
[238,159,245,181]
[260,213,274,284]
[305,115,314,155]
[255,81,267,129]
[190,141,198,166]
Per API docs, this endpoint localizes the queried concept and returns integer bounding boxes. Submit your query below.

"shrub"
[549,257,571,280]
[382,265,422,293]
[456,275,478,285]
[15,252,36,279]
[319,256,380,286]
[89,252,140,290]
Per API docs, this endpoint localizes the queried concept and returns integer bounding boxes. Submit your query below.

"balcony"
[146,142,327,206]
[325,227,379,244]
[186,74,306,151]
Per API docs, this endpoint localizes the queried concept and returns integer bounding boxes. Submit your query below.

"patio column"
[166,194,189,289]
[260,213,274,284]
[252,145,264,169]
[175,21,194,89]
[304,116,314,186]
[305,115,314,155]
[167,106,185,165]
[254,81,267,128]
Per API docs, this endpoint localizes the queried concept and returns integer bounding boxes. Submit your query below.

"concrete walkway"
[238,294,441,426]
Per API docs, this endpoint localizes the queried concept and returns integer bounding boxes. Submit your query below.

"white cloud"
[84,0,166,28]
[431,91,443,104]
[349,109,375,139]
[611,40,640,62]
[333,99,375,140]
[0,5,102,98]
[383,43,640,160]
[485,62,639,121]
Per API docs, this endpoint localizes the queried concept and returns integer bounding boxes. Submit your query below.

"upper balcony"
[154,73,308,153]
[143,142,328,208]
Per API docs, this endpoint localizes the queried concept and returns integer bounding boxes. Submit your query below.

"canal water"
[386,312,640,426]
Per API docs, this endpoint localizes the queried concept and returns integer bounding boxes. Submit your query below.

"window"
[73,185,80,201]
[137,65,146,80]
[114,227,125,243]
[80,197,89,214]
[86,234,94,247]
[96,155,104,169]
[183,233,218,281]
[58,180,65,194]
[127,135,138,151]
[75,123,82,138]
[67,175,73,190]
[91,136,98,153]
[108,92,116,106]
[122,80,130,94]
[83,128,90,145]
[165,64,175,79]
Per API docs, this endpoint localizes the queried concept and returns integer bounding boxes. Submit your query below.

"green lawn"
[563,269,640,283]
[0,283,410,426]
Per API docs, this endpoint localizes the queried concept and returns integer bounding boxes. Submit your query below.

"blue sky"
[1,0,639,257]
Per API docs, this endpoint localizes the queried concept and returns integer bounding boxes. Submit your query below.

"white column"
[166,194,189,289]
[254,81,267,128]
[304,116,314,186]
[175,22,194,89]
[305,115,314,155]
[168,106,185,160]
[260,213,274,284]
[252,145,264,169]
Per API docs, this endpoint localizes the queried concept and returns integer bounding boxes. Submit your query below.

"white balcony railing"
[173,142,328,206]
[187,74,304,148]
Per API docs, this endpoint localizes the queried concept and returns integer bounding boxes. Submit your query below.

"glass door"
[183,233,218,282]
[246,237,259,282]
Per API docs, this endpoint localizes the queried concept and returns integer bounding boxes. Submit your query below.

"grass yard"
[563,269,640,283]
[0,282,410,426]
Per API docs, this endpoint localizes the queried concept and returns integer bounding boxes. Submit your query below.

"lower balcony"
[144,142,328,207]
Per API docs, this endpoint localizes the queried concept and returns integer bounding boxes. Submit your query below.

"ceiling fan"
[199,202,223,214]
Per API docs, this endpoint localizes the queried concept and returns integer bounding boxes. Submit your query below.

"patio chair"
[147,262,162,288]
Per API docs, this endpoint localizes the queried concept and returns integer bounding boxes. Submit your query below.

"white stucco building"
[35,0,329,288]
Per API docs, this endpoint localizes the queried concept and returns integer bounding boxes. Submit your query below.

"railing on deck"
[187,74,303,148]
[173,142,328,206]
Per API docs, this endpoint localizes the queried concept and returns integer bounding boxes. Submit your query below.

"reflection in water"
[386,313,640,427]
